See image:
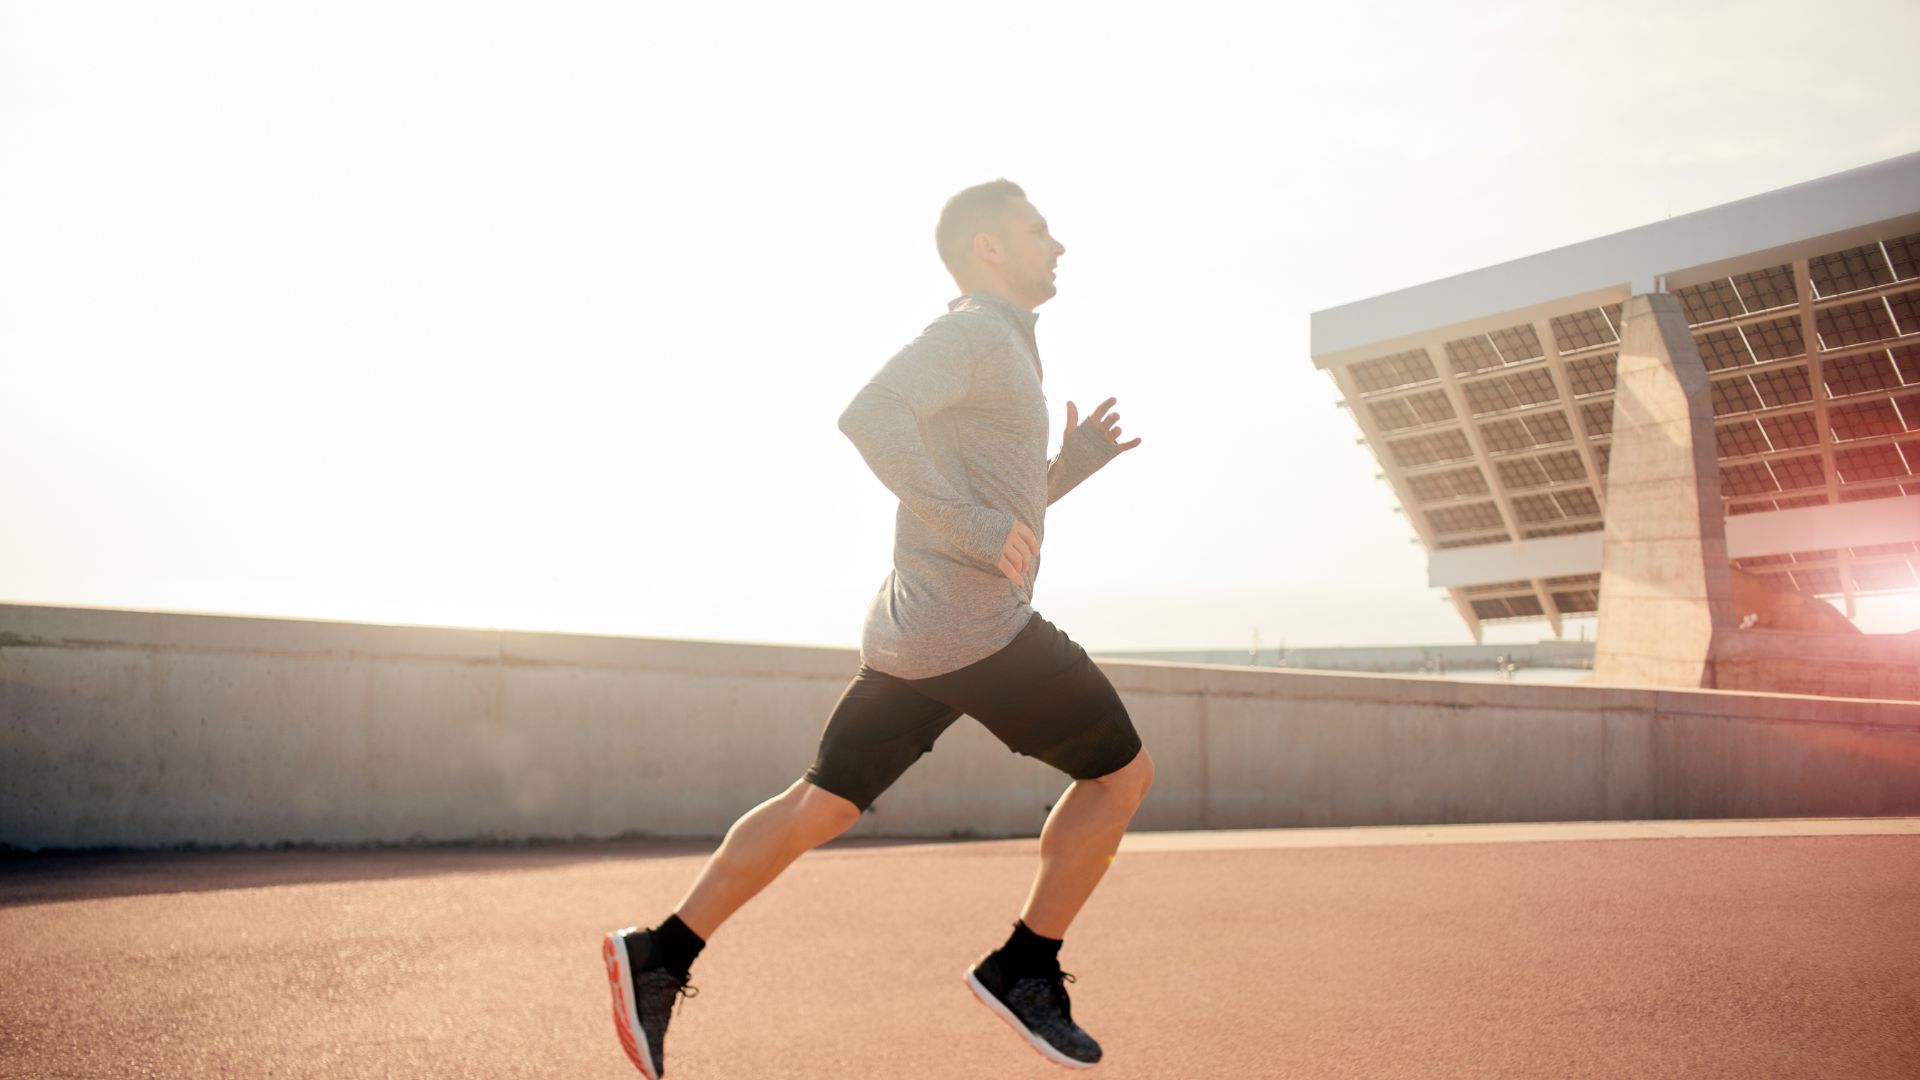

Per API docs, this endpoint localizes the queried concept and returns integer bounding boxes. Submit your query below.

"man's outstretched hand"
[1003,397,1136,585]
[997,519,1039,587]
[1063,397,1143,453]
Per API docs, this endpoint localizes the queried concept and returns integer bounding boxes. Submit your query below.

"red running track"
[2,824,1916,1078]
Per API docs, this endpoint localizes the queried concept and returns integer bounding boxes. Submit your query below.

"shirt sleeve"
[1046,420,1123,505]
[838,315,1015,566]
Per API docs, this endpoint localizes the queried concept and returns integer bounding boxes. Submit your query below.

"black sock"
[997,920,1062,976]
[648,914,706,978]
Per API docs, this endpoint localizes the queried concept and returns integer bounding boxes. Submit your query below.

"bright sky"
[5,0,1920,650]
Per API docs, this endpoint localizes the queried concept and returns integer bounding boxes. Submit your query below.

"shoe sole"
[603,931,661,1079]
[964,969,1098,1070]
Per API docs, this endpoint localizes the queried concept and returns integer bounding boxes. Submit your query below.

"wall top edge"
[6,603,1916,720]
[0,602,858,677]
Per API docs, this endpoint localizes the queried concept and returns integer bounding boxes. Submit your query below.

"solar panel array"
[1333,231,1920,626]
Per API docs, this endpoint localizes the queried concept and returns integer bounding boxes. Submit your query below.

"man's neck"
[956,281,1038,313]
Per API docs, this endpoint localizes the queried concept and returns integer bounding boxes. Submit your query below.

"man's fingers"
[996,519,1039,583]
[1118,436,1142,451]
[1102,412,1121,430]
[1064,401,1078,432]
[991,520,1039,586]
[1089,396,1118,422]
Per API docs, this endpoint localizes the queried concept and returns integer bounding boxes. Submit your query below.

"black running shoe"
[965,950,1103,1069]
[602,927,697,1078]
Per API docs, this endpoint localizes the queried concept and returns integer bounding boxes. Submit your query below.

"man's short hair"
[935,179,1026,278]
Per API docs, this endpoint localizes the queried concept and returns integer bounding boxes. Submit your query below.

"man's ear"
[971,230,1002,267]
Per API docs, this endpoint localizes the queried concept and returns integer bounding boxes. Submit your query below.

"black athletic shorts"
[804,613,1143,811]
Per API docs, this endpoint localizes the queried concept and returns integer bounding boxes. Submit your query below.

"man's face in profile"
[992,197,1066,308]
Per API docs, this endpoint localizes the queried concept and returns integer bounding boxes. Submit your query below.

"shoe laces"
[1045,970,1077,1022]
[672,981,699,1016]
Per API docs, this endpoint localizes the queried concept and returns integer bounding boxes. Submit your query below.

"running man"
[603,179,1154,1075]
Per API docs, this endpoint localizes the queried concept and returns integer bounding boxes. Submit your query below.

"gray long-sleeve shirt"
[838,292,1121,679]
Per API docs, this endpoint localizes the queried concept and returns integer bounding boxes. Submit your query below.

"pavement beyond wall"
[3,603,1919,850]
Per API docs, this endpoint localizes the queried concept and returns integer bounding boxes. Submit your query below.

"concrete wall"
[1715,629,1920,701]
[4,604,1919,850]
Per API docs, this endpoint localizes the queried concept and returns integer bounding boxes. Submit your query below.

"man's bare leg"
[672,778,862,939]
[962,750,1154,1069]
[1017,750,1155,938]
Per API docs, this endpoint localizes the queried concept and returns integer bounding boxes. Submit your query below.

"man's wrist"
[1064,422,1120,466]
[966,506,1016,564]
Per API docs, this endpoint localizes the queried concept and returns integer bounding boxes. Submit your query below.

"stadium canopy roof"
[1309,152,1920,639]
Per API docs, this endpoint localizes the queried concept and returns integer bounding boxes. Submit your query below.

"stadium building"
[1310,153,1920,697]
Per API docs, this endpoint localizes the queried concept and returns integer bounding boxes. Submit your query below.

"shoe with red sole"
[603,927,697,1078]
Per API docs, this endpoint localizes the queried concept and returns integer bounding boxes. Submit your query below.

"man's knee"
[1093,748,1154,804]
[790,779,862,836]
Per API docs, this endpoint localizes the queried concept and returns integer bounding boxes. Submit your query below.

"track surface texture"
[3,822,1917,1079]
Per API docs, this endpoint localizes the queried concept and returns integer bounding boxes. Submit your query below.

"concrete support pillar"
[1592,293,1735,687]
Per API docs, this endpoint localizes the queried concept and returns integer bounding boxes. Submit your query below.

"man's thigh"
[803,666,963,811]
[909,614,1143,782]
